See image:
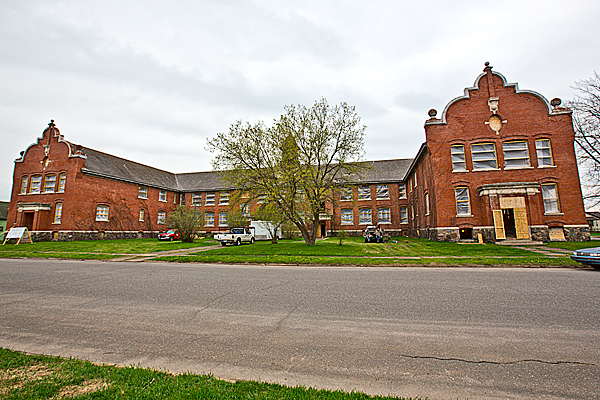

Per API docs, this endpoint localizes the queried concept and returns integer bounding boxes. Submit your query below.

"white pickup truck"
[214,227,255,246]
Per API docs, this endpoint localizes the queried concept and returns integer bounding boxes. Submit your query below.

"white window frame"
[219,212,228,227]
[399,183,406,199]
[205,212,215,227]
[400,206,408,224]
[20,176,28,194]
[44,174,56,193]
[157,211,166,224]
[192,193,202,206]
[159,190,167,202]
[340,187,353,201]
[536,139,554,167]
[53,203,62,224]
[425,193,430,215]
[455,187,471,216]
[341,209,353,225]
[219,192,229,205]
[451,145,467,171]
[503,141,530,168]
[358,186,371,200]
[359,208,372,225]
[138,186,148,199]
[57,172,66,193]
[377,207,391,224]
[471,143,498,170]
[376,184,389,199]
[139,209,145,222]
[542,183,560,214]
[96,205,109,221]
[205,192,215,206]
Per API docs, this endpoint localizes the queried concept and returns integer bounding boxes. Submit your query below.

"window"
[53,203,62,224]
[411,205,414,220]
[340,187,352,201]
[180,193,185,205]
[20,176,28,194]
[139,209,145,222]
[400,206,408,224]
[377,207,391,224]
[205,192,215,205]
[58,173,66,193]
[425,193,430,215]
[503,141,530,168]
[359,208,372,225]
[399,183,406,199]
[44,174,56,193]
[471,143,497,170]
[536,139,554,167]
[451,145,467,171]
[159,190,167,202]
[414,174,418,187]
[157,211,166,224]
[358,186,371,200]
[219,192,229,205]
[257,194,267,204]
[30,175,42,194]
[96,205,109,221]
[219,212,228,226]
[341,209,353,225]
[542,183,560,213]
[242,204,250,217]
[376,185,389,199]
[138,186,148,199]
[192,193,202,206]
[205,212,215,226]
[455,187,471,216]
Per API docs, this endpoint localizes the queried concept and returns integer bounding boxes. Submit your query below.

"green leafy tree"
[253,201,288,243]
[207,98,367,245]
[166,206,204,243]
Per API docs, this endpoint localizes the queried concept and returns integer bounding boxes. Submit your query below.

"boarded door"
[493,210,506,240]
[514,208,530,240]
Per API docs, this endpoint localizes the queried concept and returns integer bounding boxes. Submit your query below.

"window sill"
[341,223,353,225]
[538,165,556,169]
[358,199,371,201]
[456,214,474,218]
[159,200,167,203]
[340,199,352,202]
[138,197,148,200]
[471,168,500,172]
[504,166,533,170]
[95,219,109,222]
[359,223,373,225]
[378,221,392,225]
[452,170,469,173]
[544,212,564,216]
[52,222,61,225]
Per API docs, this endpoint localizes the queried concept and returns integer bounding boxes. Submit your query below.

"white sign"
[6,227,27,239]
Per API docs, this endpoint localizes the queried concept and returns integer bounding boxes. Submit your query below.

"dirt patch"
[56,378,108,398]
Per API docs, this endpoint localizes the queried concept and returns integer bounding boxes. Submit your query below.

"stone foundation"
[30,230,159,242]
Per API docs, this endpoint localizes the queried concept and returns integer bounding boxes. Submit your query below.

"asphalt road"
[1,259,599,400]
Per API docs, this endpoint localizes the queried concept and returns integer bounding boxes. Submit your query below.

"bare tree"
[207,98,367,245]
[570,72,600,209]
[166,206,204,243]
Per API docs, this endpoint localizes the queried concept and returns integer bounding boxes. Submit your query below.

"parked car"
[158,229,181,241]
[214,227,255,246]
[363,225,389,243]
[570,247,600,268]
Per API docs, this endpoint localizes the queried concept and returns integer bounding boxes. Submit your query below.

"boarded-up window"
[471,143,497,170]
[376,185,389,199]
[542,183,560,213]
[451,145,466,171]
[503,141,530,168]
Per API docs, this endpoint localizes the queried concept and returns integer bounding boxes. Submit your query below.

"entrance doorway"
[320,223,327,238]
[459,227,472,240]
[502,209,516,238]
[22,212,34,232]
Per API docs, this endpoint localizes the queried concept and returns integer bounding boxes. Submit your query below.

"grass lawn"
[0,348,415,400]
[0,238,216,258]
[0,236,585,267]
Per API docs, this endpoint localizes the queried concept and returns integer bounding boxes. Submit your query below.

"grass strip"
[0,252,121,260]
[0,348,417,400]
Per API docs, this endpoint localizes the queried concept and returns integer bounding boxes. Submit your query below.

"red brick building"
[6,64,590,242]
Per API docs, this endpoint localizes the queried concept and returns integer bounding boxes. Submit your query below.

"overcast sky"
[1,0,598,201]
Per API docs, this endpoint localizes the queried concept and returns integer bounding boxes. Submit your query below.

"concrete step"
[496,239,544,246]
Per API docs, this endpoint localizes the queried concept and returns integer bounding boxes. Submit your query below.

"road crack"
[398,354,599,368]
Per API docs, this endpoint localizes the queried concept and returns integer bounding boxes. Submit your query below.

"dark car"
[363,225,388,243]
[571,247,600,268]
[158,229,181,241]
